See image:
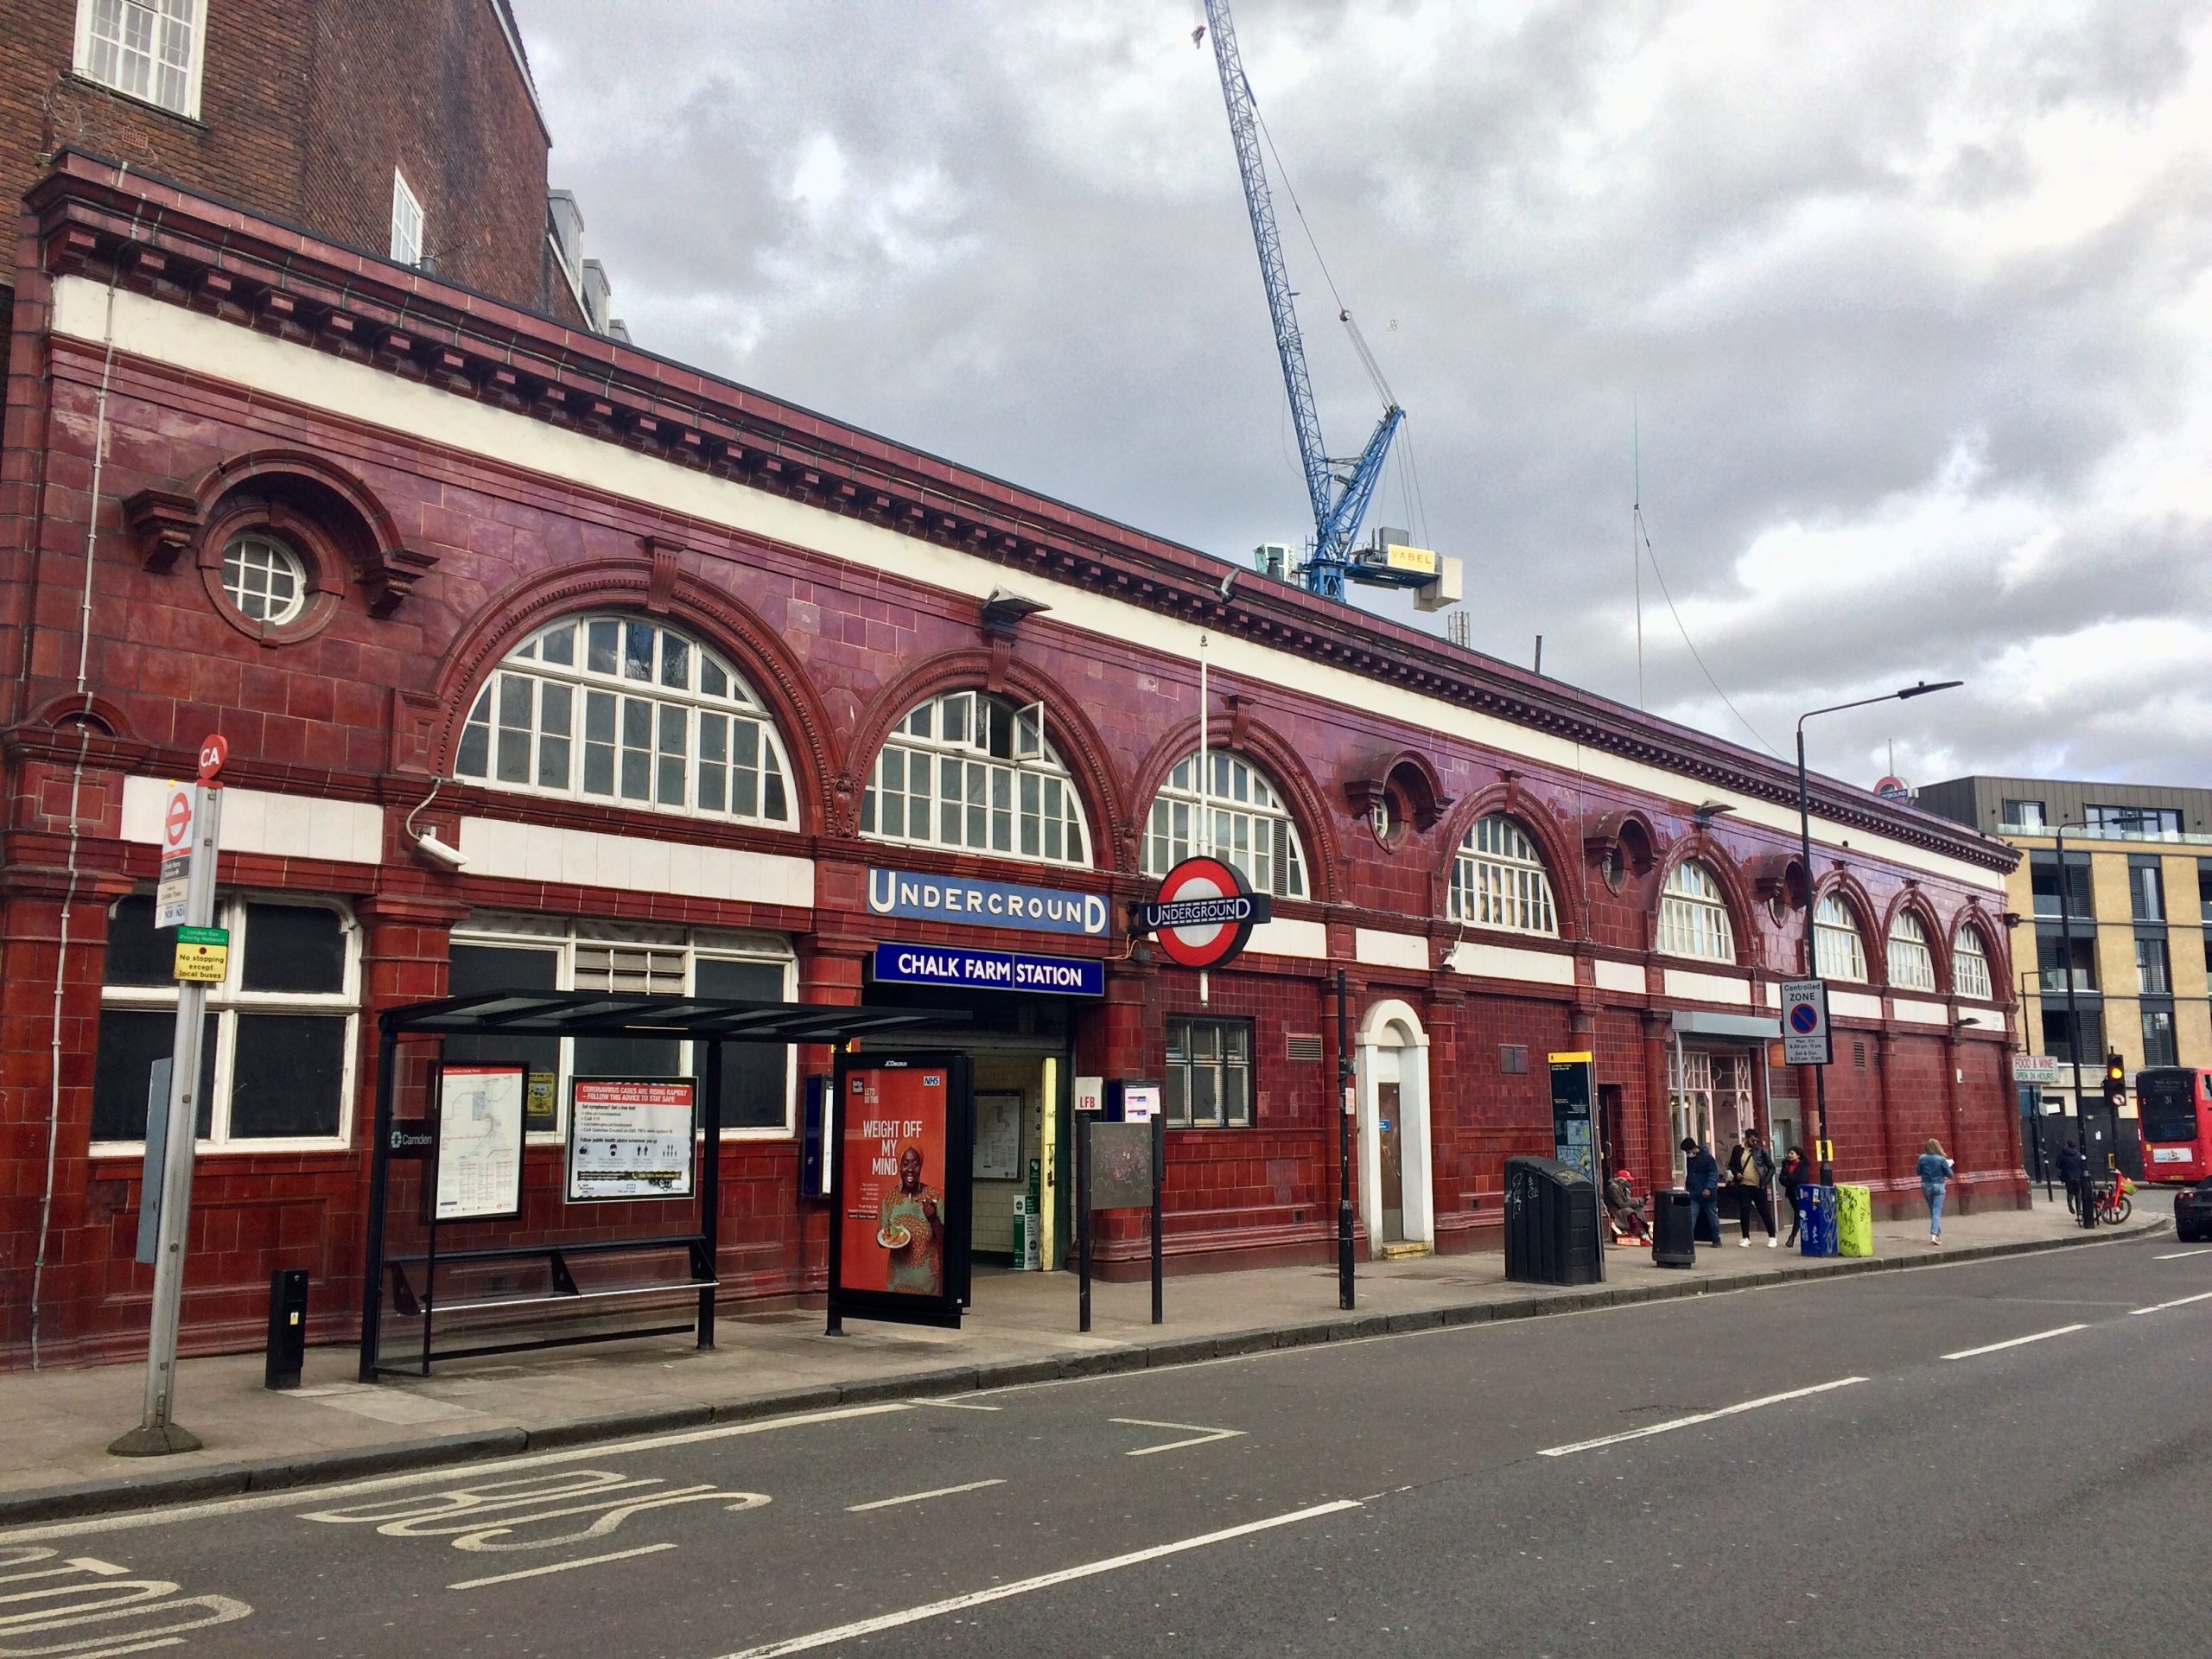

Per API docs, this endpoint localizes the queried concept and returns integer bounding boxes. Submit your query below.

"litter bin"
[1835,1183,1873,1256]
[1796,1185,1838,1256]
[1650,1188,1696,1268]
[1503,1156,1602,1286]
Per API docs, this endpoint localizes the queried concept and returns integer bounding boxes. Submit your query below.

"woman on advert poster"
[879,1145,944,1296]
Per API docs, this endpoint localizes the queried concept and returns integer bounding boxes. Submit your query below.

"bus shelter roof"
[379,990,965,1043]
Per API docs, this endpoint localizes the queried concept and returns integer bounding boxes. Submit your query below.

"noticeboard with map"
[435,1064,525,1222]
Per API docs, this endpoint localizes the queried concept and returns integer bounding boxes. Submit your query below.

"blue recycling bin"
[1796,1185,1838,1257]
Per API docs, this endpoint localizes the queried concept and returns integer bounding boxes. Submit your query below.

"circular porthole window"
[221,532,308,626]
[1368,793,1402,848]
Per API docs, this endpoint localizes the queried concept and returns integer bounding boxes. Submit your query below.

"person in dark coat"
[1778,1145,1809,1246]
[2056,1140,2086,1217]
[1682,1136,1722,1245]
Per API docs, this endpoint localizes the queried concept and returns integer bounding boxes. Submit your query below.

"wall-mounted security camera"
[411,830,467,871]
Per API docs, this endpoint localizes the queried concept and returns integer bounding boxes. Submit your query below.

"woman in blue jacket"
[1917,1138,1955,1244]
[1681,1136,1722,1245]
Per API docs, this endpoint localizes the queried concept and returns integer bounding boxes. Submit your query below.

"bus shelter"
[359,989,957,1380]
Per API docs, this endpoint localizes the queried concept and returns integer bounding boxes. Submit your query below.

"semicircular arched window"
[1449,816,1558,936]
[861,690,1090,866]
[1953,925,1993,1001]
[1143,752,1307,898]
[1813,894,1868,982]
[1887,911,1938,992]
[1658,860,1735,963]
[455,614,794,826]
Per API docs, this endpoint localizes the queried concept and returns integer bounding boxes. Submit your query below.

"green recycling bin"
[1835,1183,1874,1256]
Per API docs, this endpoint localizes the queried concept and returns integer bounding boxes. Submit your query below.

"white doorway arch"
[1356,998,1433,1251]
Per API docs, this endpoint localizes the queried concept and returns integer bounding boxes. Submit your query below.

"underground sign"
[1139,855,1273,970]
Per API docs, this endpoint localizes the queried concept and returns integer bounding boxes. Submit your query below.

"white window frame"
[92,893,360,1154]
[1143,752,1307,899]
[455,613,798,830]
[1657,861,1736,963]
[1953,927,1993,1001]
[391,168,425,267]
[1449,815,1559,936]
[861,690,1091,867]
[1886,912,1938,993]
[1812,894,1868,982]
[74,0,206,119]
[219,531,308,626]
[448,915,798,1141]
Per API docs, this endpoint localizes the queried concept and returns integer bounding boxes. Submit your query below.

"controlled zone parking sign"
[1139,855,1273,970]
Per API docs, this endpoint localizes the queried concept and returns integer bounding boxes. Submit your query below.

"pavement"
[0,1192,2158,1524]
[1,1210,2203,1658]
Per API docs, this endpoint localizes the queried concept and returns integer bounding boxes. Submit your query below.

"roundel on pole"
[1141,855,1272,971]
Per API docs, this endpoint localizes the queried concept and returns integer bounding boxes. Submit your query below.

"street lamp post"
[2017,966,2055,1202]
[1795,680,1963,1189]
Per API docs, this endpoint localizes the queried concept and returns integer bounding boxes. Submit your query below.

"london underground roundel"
[1141,855,1273,970]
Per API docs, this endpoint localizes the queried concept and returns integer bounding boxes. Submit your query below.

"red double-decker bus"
[2137,1068,2212,1183]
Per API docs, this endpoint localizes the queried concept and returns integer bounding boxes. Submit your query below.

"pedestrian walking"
[2056,1139,2086,1217]
[1778,1144,1808,1247]
[1728,1128,1779,1247]
[1681,1136,1721,1246]
[1917,1137,1955,1244]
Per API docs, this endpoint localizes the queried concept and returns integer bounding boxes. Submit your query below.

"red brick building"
[0,138,2022,1367]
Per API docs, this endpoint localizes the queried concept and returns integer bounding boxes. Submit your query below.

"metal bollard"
[265,1268,309,1389]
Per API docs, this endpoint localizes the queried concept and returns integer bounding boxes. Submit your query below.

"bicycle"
[2091,1173,2134,1225]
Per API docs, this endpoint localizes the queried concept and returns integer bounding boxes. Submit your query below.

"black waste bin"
[1502,1156,1601,1287]
[1650,1189,1696,1268]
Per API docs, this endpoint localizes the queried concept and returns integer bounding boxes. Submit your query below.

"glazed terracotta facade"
[0,156,2023,1368]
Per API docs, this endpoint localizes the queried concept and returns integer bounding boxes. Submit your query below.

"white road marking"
[0,1404,910,1547]
[448,1541,675,1591]
[2153,1248,2211,1261]
[0,1544,252,1652]
[844,1479,1005,1512]
[906,1398,1003,1411]
[1109,1418,1246,1457]
[713,1499,1363,1657]
[1538,1377,1867,1458]
[1941,1325,2086,1360]
[2130,1289,2212,1316]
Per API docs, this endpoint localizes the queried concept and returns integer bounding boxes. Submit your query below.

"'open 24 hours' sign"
[1137,856,1274,970]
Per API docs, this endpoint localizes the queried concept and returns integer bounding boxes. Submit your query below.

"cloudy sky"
[516,1,2212,792]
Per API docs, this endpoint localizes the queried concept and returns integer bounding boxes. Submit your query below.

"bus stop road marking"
[448,1542,675,1592]
[710,1499,1363,1658]
[2130,1288,2212,1315]
[1108,1419,1246,1457]
[0,1403,912,1548]
[1941,1324,2085,1360]
[2153,1248,2212,1261]
[1537,1376,1867,1458]
[845,1479,1005,1512]
[906,1398,1002,1411]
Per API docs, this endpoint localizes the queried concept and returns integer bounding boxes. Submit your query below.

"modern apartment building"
[1918,776,2212,1167]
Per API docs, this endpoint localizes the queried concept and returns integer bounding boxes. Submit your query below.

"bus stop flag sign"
[1782,981,1831,1066]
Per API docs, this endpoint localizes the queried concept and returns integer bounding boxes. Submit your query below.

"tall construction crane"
[1201,0,1455,609]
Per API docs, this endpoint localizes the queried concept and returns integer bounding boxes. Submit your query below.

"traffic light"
[2102,1053,2128,1112]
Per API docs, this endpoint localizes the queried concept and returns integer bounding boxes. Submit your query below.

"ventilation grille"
[1285,1033,1324,1064]
[1853,1039,1867,1069]
[1500,1045,1529,1075]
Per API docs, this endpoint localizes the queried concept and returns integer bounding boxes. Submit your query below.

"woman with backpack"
[1778,1145,1808,1247]
[1917,1137,1955,1245]
[1727,1128,1779,1247]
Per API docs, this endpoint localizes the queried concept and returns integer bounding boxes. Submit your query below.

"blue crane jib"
[1202,0,1402,602]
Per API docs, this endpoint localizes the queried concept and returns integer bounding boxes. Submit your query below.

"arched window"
[1887,911,1938,991]
[862,690,1090,866]
[1813,895,1868,982]
[1143,753,1306,898]
[1953,925,1993,1001]
[1658,861,1735,963]
[456,614,795,826]
[1450,816,1558,936]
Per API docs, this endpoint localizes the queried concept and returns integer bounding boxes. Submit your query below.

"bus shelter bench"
[384,1236,715,1319]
